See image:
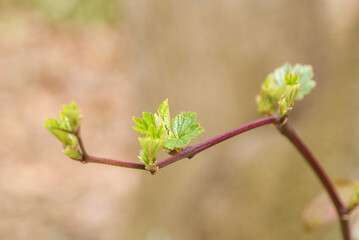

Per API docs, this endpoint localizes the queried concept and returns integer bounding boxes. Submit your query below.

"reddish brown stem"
[75,115,279,172]
[86,155,146,170]
[279,123,351,240]
[157,114,279,169]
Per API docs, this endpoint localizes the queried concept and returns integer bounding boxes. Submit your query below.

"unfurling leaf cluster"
[256,63,316,117]
[133,99,204,171]
[44,101,83,160]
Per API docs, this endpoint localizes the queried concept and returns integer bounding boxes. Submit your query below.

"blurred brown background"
[0,0,358,239]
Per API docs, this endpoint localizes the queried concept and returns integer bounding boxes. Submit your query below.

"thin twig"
[157,114,280,169]
[278,123,351,240]
[76,127,89,161]
[87,155,146,170]
[73,114,279,172]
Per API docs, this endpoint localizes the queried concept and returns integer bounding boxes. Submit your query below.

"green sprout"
[256,63,316,117]
[44,101,83,160]
[132,99,203,171]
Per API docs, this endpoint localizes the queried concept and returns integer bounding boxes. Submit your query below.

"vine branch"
[74,114,280,173]
[157,114,279,169]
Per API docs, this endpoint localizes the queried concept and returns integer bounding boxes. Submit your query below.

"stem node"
[150,166,159,175]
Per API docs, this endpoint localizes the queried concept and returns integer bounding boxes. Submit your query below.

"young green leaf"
[285,72,298,85]
[165,112,203,150]
[291,64,315,99]
[44,118,78,146]
[133,112,165,139]
[44,101,83,159]
[133,101,170,169]
[138,137,165,166]
[132,112,156,137]
[256,63,315,117]
[155,99,171,136]
[271,63,292,88]
[270,63,315,100]
[59,101,82,132]
[64,146,83,160]
[256,78,278,115]
[133,99,204,168]
[278,73,301,116]
[44,118,69,145]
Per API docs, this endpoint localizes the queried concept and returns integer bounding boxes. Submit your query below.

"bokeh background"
[0,0,358,239]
